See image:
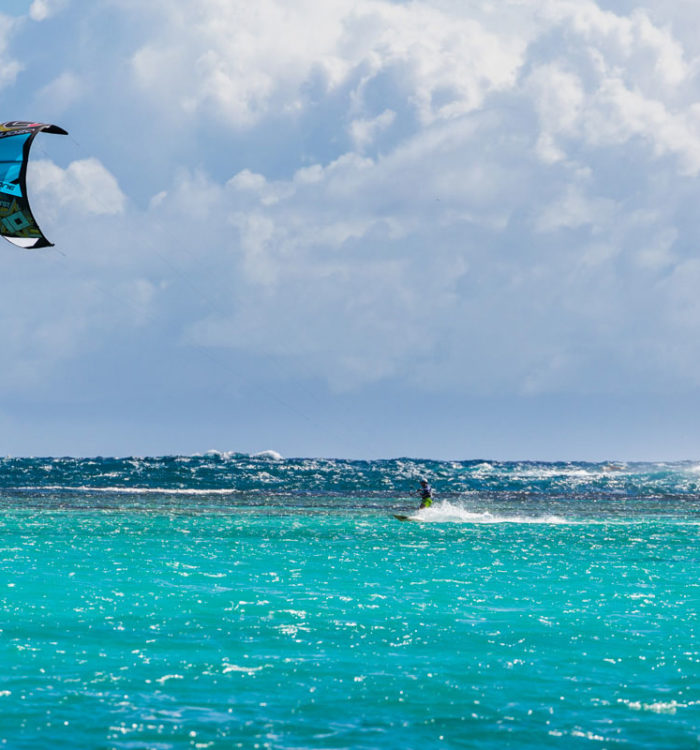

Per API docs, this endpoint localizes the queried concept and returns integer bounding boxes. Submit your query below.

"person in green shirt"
[419,479,433,509]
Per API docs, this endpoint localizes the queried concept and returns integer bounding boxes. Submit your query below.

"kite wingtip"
[44,125,68,136]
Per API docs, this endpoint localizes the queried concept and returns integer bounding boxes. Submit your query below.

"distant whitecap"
[251,450,283,460]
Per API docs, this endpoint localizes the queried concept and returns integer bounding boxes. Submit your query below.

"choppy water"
[0,455,698,748]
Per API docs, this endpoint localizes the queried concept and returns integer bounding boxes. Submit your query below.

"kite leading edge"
[0,121,68,249]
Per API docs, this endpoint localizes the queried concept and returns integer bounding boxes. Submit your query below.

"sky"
[2,0,700,460]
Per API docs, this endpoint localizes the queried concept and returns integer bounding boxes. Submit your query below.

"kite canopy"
[0,121,68,249]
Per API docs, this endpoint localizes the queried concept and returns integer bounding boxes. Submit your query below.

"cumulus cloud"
[525,2,700,175]
[5,0,700,405]
[120,0,700,179]
[37,72,85,113]
[29,0,69,22]
[164,149,616,392]
[129,0,527,129]
[536,186,618,233]
[546,2,688,86]
[29,158,127,217]
[349,109,396,152]
[0,14,23,90]
[63,0,692,395]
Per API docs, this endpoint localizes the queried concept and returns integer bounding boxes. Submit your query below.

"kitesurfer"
[418,479,433,509]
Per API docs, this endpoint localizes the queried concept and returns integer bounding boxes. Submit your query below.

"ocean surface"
[0,454,697,749]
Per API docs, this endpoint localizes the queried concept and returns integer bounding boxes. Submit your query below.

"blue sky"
[2,0,700,460]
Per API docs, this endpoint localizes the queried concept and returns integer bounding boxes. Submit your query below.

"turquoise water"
[0,456,698,748]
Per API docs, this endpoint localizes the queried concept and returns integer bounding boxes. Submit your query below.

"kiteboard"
[393,514,421,522]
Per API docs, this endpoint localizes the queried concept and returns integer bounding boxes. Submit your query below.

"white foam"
[30,485,239,495]
[413,501,570,525]
[402,502,695,526]
[510,467,595,479]
[222,664,264,674]
[251,450,283,460]
[155,674,184,684]
[621,698,697,714]
[202,448,285,461]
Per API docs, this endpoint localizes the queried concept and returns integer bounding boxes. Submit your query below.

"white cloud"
[523,2,700,175]
[37,72,85,112]
[529,69,700,174]
[129,0,527,129]
[349,109,395,151]
[151,122,691,396]
[585,78,700,175]
[527,65,586,152]
[29,158,127,217]
[0,14,23,90]
[536,185,618,233]
[117,0,700,180]
[29,0,69,22]
[559,3,687,88]
[634,227,677,270]
[6,0,700,404]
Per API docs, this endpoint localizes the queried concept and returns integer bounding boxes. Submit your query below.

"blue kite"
[0,121,68,248]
